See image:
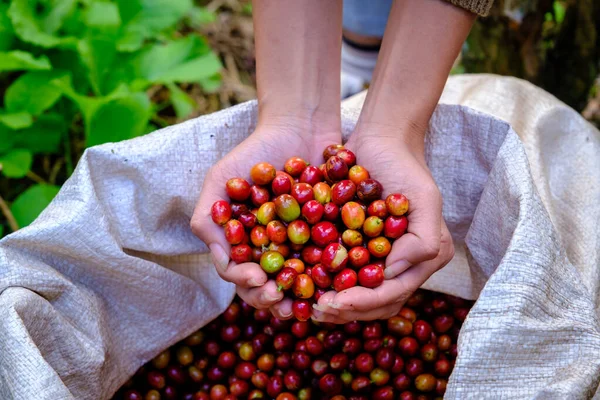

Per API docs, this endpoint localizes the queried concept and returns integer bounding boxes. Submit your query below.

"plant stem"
[26,170,47,184]
[0,193,19,232]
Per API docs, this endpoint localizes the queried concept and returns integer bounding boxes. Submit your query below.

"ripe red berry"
[250,162,276,185]
[292,299,311,321]
[348,246,370,268]
[224,220,244,244]
[333,268,358,291]
[319,373,342,395]
[323,144,344,160]
[326,156,349,181]
[311,264,333,289]
[291,183,314,205]
[211,200,232,225]
[238,212,257,229]
[301,245,323,265]
[226,178,251,201]
[292,274,315,299]
[336,149,356,167]
[387,316,413,337]
[322,202,340,221]
[300,165,323,186]
[433,314,455,333]
[385,193,409,216]
[321,243,349,273]
[331,180,357,205]
[357,179,383,202]
[276,267,298,291]
[250,185,270,206]
[384,215,408,238]
[271,172,293,196]
[355,353,374,374]
[348,165,370,185]
[413,320,433,343]
[357,264,384,288]
[266,220,287,244]
[230,244,252,264]
[311,221,339,247]
[302,200,324,224]
[398,337,419,357]
[421,343,439,362]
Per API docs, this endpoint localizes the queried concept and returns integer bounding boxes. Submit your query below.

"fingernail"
[262,292,280,302]
[209,244,229,272]
[311,310,324,321]
[248,278,263,287]
[385,259,411,279]
[313,303,340,315]
[327,302,345,310]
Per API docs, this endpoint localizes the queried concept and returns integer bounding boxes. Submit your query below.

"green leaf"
[154,52,222,83]
[134,36,222,84]
[188,6,216,26]
[554,1,566,24]
[0,3,15,51]
[199,73,222,93]
[11,184,60,227]
[87,92,151,147]
[167,83,195,119]
[0,125,15,153]
[13,114,65,154]
[5,70,68,115]
[0,112,33,129]
[242,2,252,16]
[0,149,33,178]
[0,50,51,72]
[8,0,78,48]
[84,2,121,30]
[0,225,4,238]
[117,0,193,51]
[77,36,118,95]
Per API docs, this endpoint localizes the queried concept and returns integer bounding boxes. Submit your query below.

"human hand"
[191,120,340,319]
[313,129,454,323]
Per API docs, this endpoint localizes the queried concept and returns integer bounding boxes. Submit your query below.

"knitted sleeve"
[445,0,494,16]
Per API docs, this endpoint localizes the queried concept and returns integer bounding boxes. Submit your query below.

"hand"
[191,120,340,319]
[313,129,454,323]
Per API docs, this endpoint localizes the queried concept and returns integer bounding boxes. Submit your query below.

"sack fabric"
[1,74,599,399]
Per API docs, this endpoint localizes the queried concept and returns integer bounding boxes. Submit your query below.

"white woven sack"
[1,74,599,399]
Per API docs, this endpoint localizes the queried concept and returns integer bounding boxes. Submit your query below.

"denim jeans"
[343,0,393,37]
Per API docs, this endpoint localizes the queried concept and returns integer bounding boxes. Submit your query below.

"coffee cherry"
[257,202,277,225]
[250,162,276,185]
[437,334,452,351]
[326,156,349,181]
[357,264,384,288]
[351,376,371,393]
[269,242,290,258]
[267,221,288,244]
[354,353,374,374]
[231,244,252,264]
[300,165,323,186]
[283,258,305,273]
[348,246,370,268]
[342,229,363,247]
[363,216,384,237]
[384,216,408,239]
[238,212,257,229]
[284,157,308,177]
[398,337,419,357]
[302,200,324,224]
[292,299,311,321]
[357,179,383,202]
[274,194,301,222]
[415,373,436,392]
[287,220,310,244]
[385,193,409,216]
[367,200,388,218]
[225,178,251,201]
[348,165,369,185]
[250,185,270,206]
[333,269,358,291]
[405,358,424,378]
[311,264,333,289]
[272,172,293,196]
[224,220,244,244]
[321,243,349,273]
[421,343,438,362]
[387,316,413,337]
[301,245,323,265]
[319,374,342,395]
[311,221,338,247]
[367,237,391,258]
[152,350,171,369]
[323,144,344,160]
[341,202,366,230]
[433,315,454,333]
[292,274,315,298]
[291,183,314,205]
[147,371,166,389]
[313,182,332,204]
[211,200,232,225]
[260,251,285,274]
[332,180,356,205]
[276,267,298,291]
[370,368,390,386]
[323,202,340,221]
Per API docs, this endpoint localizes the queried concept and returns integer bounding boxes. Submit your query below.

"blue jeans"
[343,0,393,37]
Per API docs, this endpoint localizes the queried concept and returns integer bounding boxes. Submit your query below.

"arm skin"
[253,0,342,138]
[192,1,343,319]
[314,0,476,323]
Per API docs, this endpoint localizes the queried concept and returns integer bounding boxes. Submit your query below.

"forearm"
[355,0,475,151]
[253,0,342,133]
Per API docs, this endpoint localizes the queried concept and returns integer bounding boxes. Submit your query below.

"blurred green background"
[0,0,598,238]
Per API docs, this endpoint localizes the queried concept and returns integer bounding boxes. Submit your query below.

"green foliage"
[0,0,221,235]
[11,184,61,227]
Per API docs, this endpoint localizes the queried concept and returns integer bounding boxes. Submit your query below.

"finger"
[191,168,231,271]
[236,280,284,309]
[330,228,454,312]
[216,261,267,288]
[311,309,347,324]
[333,302,403,322]
[270,298,294,320]
[384,187,443,279]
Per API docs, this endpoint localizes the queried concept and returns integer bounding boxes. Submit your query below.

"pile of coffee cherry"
[210,145,410,320]
[113,289,472,400]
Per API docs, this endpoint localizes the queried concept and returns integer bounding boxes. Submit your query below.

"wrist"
[352,119,428,155]
[257,102,341,140]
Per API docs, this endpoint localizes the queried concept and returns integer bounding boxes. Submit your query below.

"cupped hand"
[191,120,340,319]
[314,130,454,323]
